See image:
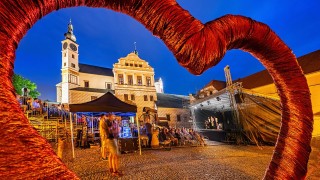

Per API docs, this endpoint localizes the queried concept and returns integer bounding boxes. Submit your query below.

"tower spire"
[133,42,138,55]
[64,19,76,42]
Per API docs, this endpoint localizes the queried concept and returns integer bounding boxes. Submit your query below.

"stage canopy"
[69,92,137,113]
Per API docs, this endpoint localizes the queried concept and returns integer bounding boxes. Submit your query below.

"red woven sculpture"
[0,0,313,179]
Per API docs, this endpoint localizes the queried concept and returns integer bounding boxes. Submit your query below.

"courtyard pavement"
[58,140,320,180]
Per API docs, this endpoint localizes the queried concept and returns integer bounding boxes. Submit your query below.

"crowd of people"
[142,126,207,148]
[17,94,69,119]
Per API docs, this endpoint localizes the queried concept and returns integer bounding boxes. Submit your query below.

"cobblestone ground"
[57,141,320,180]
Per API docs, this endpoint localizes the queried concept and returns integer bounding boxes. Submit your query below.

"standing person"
[81,115,89,148]
[99,114,108,160]
[144,116,152,148]
[107,113,123,177]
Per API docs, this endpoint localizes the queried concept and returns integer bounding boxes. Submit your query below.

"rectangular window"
[64,53,66,57]
[144,95,148,101]
[166,114,171,121]
[128,75,133,85]
[125,63,129,66]
[124,94,128,101]
[105,82,112,89]
[69,74,77,84]
[84,81,89,88]
[131,94,135,101]
[139,64,142,67]
[146,77,151,87]
[64,62,66,67]
[177,115,181,122]
[72,54,75,58]
[91,96,98,100]
[150,95,154,101]
[118,74,124,85]
[137,76,142,85]
[71,63,76,68]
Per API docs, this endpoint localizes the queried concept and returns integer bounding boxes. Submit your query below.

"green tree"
[12,74,41,98]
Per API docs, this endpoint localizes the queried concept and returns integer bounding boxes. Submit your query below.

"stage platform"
[199,129,227,142]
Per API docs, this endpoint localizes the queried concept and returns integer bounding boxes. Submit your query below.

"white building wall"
[70,90,105,104]
[157,107,192,128]
[56,85,62,102]
[79,72,114,90]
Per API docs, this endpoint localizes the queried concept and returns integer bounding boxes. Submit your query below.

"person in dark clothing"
[144,117,152,148]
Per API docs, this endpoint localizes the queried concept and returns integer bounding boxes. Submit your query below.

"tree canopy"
[12,74,41,98]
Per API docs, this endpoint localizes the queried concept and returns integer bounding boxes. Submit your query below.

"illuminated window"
[137,76,142,85]
[146,77,151,86]
[118,74,124,85]
[69,74,78,84]
[128,75,133,85]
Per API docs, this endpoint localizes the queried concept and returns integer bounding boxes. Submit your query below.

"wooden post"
[91,114,94,135]
[136,117,142,155]
[69,112,75,158]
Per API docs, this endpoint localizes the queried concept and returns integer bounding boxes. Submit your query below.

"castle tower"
[57,20,80,103]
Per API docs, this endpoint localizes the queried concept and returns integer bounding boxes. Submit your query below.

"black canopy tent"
[68,92,141,155]
[69,92,137,113]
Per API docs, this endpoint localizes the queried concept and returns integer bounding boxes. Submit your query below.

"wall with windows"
[79,72,114,90]
[113,52,157,120]
[157,107,192,128]
[69,90,104,104]
[115,89,156,120]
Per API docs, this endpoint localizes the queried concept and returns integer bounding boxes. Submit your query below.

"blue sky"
[14,0,320,101]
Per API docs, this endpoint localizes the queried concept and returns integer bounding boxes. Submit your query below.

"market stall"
[69,92,139,155]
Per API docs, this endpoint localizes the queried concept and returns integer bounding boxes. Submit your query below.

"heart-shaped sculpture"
[0,0,313,179]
